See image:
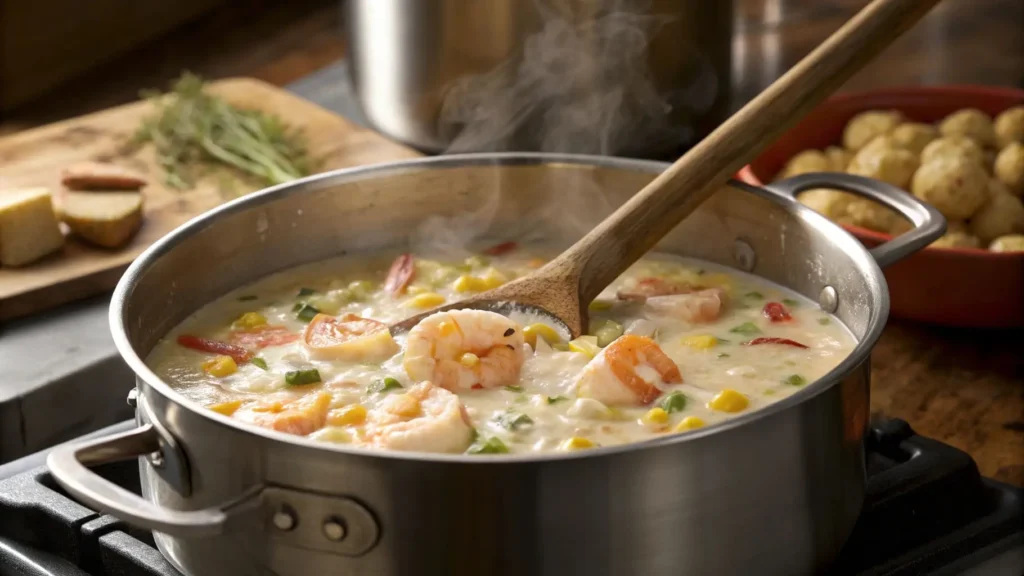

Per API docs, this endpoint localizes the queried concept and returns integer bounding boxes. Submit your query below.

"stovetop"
[0,419,1020,576]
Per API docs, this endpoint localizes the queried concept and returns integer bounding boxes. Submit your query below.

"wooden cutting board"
[0,77,421,322]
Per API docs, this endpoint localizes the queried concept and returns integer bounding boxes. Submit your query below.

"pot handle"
[46,424,236,537]
[759,173,946,268]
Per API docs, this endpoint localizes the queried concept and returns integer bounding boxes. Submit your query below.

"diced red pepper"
[176,335,253,363]
[482,241,518,256]
[229,325,300,349]
[762,302,793,323]
[617,277,701,301]
[384,253,415,297]
[743,337,808,349]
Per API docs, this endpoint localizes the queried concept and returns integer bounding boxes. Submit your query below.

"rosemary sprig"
[133,72,314,190]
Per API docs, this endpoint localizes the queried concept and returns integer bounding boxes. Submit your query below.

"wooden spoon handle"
[554,0,942,304]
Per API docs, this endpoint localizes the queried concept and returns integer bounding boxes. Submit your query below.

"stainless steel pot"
[344,0,733,158]
[48,154,943,576]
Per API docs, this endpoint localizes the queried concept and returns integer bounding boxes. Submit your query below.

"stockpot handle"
[46,424,235,537]
[763,172,946,268]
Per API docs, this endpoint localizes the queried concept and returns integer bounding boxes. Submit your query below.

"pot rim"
[110,152,887,464]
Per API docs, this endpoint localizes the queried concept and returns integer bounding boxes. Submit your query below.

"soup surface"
[147,243,856,455]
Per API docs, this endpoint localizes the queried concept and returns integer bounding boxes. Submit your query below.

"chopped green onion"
[658,391,687,413]
[368,377,403,394]
[729,322,761,336]
[495,410,534,431]
[504,385,523,393]
[285,369,321,386]
[784,374,807,386]
[745,291,764,300]
[817,317,831,325]
[467,436,509,454]
[295,303,320,322]
[717,353,731,358]
[782,298,799,307]
[237,295,258,302]
[251,357,268,370]
[591,319,624,347]
[297,287,316,297]
[547,395,568,404]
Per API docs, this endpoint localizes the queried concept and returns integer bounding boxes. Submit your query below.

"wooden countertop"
[1,0,1021,485]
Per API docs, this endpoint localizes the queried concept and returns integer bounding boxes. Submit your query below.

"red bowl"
[738,86,1024,328]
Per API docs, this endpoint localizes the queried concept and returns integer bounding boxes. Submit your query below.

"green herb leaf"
[251,357,268,370]
[467,436,509,454]
[729,322,762,336]
[784,374,807,386]
[717,353,731,358]
[745,291,764,300]
[547,395,568,404]
[367,377,403,394]
[295,303,320,322]
[504,385,523,393]
[285,369,321,386]
[237,295,258,302]
[658,391,687,413]
[782,298,800,307]
[495,410,534,431]
[297,287,316,297]
[817,317,831,325]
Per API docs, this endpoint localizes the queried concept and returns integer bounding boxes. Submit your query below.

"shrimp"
[644,288,727,323]
[303,313,399,362]
[616,277,702,301]
[403,309,525,391]
[362,382,475,453]
[575,335,682,406]
[233,391,332,436]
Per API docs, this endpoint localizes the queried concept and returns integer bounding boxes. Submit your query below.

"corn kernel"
[523,323,562,348]
[232,312,267,330]
[407,284,429,295]
[559,436,595,451]
[453,275,486,292]
[405,292,446,309]
[460,352,480,367]
[310,427,352,443]
[390,395,422,418]
[708,389,749,413]
[568,336,601,358]
[480,268,508,290]
[588,300,614,311]
[702,273,734,293]
[202,355,238,378]
[642,407,670,425]
[682,334,718,350]
[437,320,458,337]
[674,416,706,432]
[209,400,242,416]
[327,404,367,426]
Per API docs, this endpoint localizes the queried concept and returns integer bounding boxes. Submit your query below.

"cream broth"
[147,245,856,455]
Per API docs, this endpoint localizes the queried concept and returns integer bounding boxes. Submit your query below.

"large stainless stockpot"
[48,154,943,576]
[345,0,733,157]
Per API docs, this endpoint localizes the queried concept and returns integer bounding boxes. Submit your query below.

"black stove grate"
[0,419,1020,576]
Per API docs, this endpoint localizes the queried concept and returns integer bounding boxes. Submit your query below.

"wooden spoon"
[392,0,941,337]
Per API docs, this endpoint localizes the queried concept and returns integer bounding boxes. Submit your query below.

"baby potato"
[824,146,852,171]
[842,110,904,151]
[848,144,919,189]
[889,122,939,156]
[989,234,1024,252]
[920,136,986,168]
[994,142,1024,196]
[797,188,855,219]
[994,106,1024,148]
[938,108,997,148]
[931,231,982,249]
[968,186,1024,243]
[911,157,989,220]
[836,198,906,234]
[777,149,831,179]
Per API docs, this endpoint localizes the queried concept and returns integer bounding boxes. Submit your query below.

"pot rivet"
[322,518,347,542]
[147,451,164,468]
[819,286,838,312]
[273,508,297,531]
[126,389,138,408]
[733,240,756,272]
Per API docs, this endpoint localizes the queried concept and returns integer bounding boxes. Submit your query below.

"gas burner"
[0,419,1020,576]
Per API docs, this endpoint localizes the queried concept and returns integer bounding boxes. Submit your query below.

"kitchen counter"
[0,0,1021,484]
